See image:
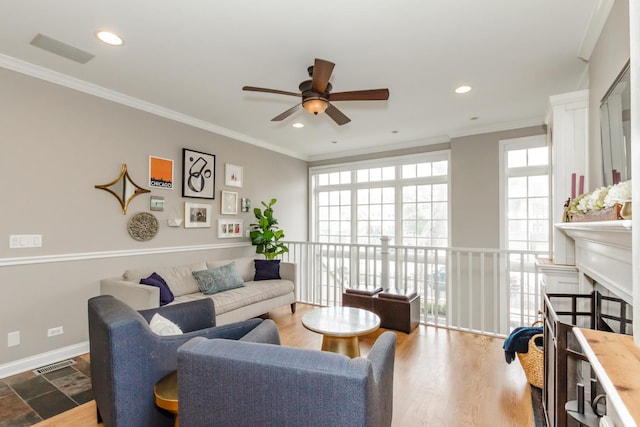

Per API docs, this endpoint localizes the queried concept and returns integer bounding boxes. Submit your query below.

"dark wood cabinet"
[543,291,632,427]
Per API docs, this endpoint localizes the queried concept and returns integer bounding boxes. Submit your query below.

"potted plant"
[250,198,289,260]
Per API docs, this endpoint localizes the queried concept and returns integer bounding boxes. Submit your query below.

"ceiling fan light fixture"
[303,98,329,115]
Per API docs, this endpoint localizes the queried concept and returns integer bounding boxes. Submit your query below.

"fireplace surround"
[542,221,637,426]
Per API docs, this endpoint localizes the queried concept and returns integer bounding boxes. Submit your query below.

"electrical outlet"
[8,331,20,347]
[47,326,63,337]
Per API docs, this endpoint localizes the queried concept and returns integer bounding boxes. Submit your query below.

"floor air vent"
[33,359,76,375]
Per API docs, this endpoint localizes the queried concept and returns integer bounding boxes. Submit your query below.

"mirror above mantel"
[600,60,631,186]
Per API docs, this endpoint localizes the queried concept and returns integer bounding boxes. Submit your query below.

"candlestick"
[578,175,584,196]
[571,173,576,199]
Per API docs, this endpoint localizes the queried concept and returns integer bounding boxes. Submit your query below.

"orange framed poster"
[149,156,174,190]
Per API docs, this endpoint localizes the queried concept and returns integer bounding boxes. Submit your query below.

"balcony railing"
[282,239,545,337]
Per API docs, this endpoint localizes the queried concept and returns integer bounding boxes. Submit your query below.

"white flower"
[582,186,609,211]
[576,197,590,213]
[604,179,632,207]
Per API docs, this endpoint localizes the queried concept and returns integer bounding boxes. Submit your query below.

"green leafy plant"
[249,198,289,260]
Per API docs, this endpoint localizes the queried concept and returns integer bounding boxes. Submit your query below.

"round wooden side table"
[154,370,179,427]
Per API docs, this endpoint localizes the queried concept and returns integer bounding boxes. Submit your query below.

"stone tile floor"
[0,355,92,427]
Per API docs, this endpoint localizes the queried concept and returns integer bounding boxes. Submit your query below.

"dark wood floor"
[36,303,534,426]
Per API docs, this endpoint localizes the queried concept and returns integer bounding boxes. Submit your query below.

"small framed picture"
[183,149,215,199]
[184,202,212,228]
[241,197,251,212]
[221,191,238,215]
[225,163,243,188]
[218,219,243,238]
[149,156,174,190]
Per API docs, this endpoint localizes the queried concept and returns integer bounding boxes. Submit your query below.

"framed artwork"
[182,149,215,199]
[221,191,238,215]
[149,156,174,190]
[218,219,243,238]
[225,163,243,188]
[241,197,251,212]
[184,202,212,228]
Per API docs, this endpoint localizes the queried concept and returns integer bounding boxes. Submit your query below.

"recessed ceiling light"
[292,122,304,128]
[96,31,124,46]
[455,85,472,94]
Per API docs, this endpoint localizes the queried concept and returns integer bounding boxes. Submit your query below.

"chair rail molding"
[0,242,252,267]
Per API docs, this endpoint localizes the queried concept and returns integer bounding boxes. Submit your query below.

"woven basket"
[517,326,544,389]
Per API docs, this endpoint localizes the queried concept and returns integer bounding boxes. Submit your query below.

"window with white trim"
[310,152,450,246]
[499,135,550,329]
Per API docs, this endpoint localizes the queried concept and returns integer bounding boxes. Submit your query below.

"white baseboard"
[0,341,89,379]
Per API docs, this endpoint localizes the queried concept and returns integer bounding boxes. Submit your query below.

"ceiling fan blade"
[325,104,351,126]
[243,86,300,97]
[311,58,335,94]
[329,89,390,101]
[271,104,302,121]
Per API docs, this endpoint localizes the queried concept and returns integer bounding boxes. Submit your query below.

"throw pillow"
[149,313,183,336]
[140,272,175,306]
[254,259,281,281]
[192,262,245,295]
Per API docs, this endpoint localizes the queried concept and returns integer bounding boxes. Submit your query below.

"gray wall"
[588,0,630,188]
[0,67,307,366]
[450,126,546,249]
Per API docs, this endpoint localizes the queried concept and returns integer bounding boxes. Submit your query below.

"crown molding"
[307,135,450,162]
[447,116,544,139]
[577,0,615,62]
[0,54,306,161]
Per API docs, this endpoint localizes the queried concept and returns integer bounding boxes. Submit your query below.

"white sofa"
[100,257,296,325]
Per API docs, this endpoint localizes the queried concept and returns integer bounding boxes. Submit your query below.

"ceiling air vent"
[30,33,95,64]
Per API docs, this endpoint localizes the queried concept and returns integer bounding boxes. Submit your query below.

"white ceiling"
[0,1,603,161]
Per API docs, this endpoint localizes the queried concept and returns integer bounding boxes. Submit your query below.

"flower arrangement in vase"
[564,180,631,222]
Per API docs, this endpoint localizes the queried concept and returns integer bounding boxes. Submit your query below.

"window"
[502,138,549,252]
[310,152,450,246]
[500,135,549,329]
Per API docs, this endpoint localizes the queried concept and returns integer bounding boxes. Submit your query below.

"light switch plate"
[9,234,42,248]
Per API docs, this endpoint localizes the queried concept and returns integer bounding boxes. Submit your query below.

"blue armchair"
[177,331,396,427]
[88,295,280,427]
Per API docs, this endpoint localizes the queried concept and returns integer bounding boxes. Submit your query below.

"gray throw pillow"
[192,262,245,295]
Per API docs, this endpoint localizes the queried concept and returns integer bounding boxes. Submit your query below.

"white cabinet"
[545,90,589,265]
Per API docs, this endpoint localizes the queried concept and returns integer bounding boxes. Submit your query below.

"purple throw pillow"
[254,259,281,281]
[140,272,175,306]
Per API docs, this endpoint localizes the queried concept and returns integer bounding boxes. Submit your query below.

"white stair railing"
[281,239,545,337]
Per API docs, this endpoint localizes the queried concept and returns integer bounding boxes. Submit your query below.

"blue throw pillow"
[192,262,245,295]
[140,272,175,306]
[254,259,281,281]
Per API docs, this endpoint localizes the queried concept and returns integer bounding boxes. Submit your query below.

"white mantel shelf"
[556,220,632,248]
[555,220,632,304]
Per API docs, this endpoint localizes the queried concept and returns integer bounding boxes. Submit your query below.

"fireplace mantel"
[556,220,632,304]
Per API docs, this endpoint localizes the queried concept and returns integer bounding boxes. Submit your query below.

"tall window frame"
[499,134,550,330]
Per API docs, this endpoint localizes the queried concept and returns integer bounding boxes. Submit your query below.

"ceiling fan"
[242,58,389,126]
